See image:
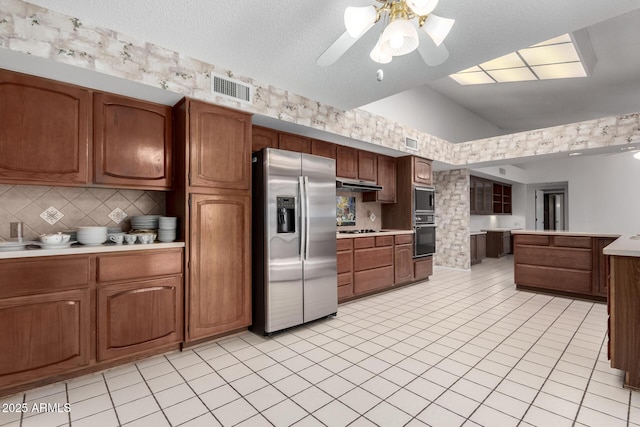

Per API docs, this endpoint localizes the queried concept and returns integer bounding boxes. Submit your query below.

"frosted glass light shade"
[380,18,419,56]
[370,36,393,63]
[406,0,439,16]
[344,6,377,38]
[421,14,454,46]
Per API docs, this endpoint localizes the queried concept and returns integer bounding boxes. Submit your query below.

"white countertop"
[603,235,640,257]
[470,231,487,236]
[337,229,414,239]
[0,242,185,259]
[511,230,621,238]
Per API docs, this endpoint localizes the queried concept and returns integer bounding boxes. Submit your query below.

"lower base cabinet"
[337,233,432,302]
[0,289,90,390]
[0,248,184,396]
[470,234,487,265]
[486,231,511,258]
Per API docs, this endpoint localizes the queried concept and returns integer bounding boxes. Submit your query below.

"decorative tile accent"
[108,207,128,224]
[435,169,470,269]
[40,206,64,225]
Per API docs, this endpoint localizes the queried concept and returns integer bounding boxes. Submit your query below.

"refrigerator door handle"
[299,176,306,260]
[303,176,310,261]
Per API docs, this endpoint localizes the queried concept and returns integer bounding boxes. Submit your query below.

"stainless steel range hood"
[336,178,383,192]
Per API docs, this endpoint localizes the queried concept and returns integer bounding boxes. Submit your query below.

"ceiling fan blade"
[317,31,362,66]
[417,33,450,66]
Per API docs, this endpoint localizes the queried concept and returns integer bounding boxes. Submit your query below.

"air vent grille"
[405,137,418,151]
[211,73,253,104]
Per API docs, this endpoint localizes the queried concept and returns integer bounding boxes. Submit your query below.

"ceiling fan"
[317,0,455,67]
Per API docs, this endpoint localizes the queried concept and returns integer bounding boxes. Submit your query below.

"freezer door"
[301,154,338,322]
[265,149,303,333]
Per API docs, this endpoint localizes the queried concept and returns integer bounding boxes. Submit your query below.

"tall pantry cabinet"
[168,99,252,343]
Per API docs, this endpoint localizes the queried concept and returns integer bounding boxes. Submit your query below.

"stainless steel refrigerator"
[251,148,337,335]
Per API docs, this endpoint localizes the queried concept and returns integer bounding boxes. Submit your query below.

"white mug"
[124,234,137,244]
[138,234,153,244]
[109,234,125,245]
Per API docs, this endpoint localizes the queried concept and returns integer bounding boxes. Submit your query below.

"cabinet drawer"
[515,235,549,246]
[337,251,353,274]
[336,239,353,251]
[375,236,393,247]
[338,284,354,300]
[354,247,393,271]
[515,246,592,270]
[395,234,412,245]
[353,237,374,249]
[338,272,352,287]
[414,257,433,280]
[553,236,592,249]
[97,250,183,283]
[354,266,394,295]
[515,265,592,294]
[0,256,90,298]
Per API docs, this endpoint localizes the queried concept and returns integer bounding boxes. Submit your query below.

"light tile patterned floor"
[2,257,639,427]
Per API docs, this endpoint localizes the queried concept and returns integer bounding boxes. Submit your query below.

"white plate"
[33,241,78,249]
[0,240,37,251]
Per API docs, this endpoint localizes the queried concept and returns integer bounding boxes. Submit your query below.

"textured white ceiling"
[21,0,640,140]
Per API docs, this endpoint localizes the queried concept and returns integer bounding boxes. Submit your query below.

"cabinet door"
[0,70,90,186]
[477,234,487,260]
[336,145,357,179]
[413,157,433,186]
[377,155,396,203]
[358,150,377,182]
[470,235,477,264]
[94,93,172,190]
[189,100,251,190]
[502,232,511,256]
[595,238,617,297]
[279,133,311,154]
[188,193,251,341]
[97,277,183,361]
[469,178,476,215]
[311,139,336,159]
[394,244,413,284]
[0,289,90,389]
[252,126,278,153]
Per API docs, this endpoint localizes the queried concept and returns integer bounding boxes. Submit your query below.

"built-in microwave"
[414,186,435,213]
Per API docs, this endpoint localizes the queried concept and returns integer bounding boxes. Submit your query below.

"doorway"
[535,188,568,230]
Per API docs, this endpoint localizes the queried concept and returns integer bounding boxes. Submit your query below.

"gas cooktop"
[338,229,379,234]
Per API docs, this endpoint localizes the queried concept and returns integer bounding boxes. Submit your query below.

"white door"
[535,190,545,230]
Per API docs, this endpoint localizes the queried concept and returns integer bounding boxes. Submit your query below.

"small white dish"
[33,241,78,249]
[0,240,37,251]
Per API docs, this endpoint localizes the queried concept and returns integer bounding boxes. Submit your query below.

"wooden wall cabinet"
[0,69,90,186]
[358,150,377,182]
[470,233,487,265]
[188,100,251,190]
[492,183,512,214]
[94,92,172,190]
[363,155,396,204]
[279,133,311,154]
[336,145,358,179]
[413,157,433,186]
[251,125,279,153]
[471,176,511,215]
[311,139,336,159]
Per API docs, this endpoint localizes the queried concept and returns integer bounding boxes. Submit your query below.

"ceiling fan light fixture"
[380,17,419,56]
[344,6,377,38]
[370,36,393,63]
[421,14,454,46]
[406,0,439,16]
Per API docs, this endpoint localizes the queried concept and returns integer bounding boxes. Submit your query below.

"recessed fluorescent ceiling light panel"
[450,33,588,85]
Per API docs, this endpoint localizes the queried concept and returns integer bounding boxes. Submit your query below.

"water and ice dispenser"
[276,196,295,233]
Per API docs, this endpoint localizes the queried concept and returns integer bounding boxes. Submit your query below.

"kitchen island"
[603,235,640,390]
[512,230,619,300]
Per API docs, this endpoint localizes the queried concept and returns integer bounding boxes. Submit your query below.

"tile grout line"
[101,372,123,427]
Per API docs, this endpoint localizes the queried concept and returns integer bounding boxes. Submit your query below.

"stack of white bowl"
[77,226,107,246]
[158,217,177,242]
